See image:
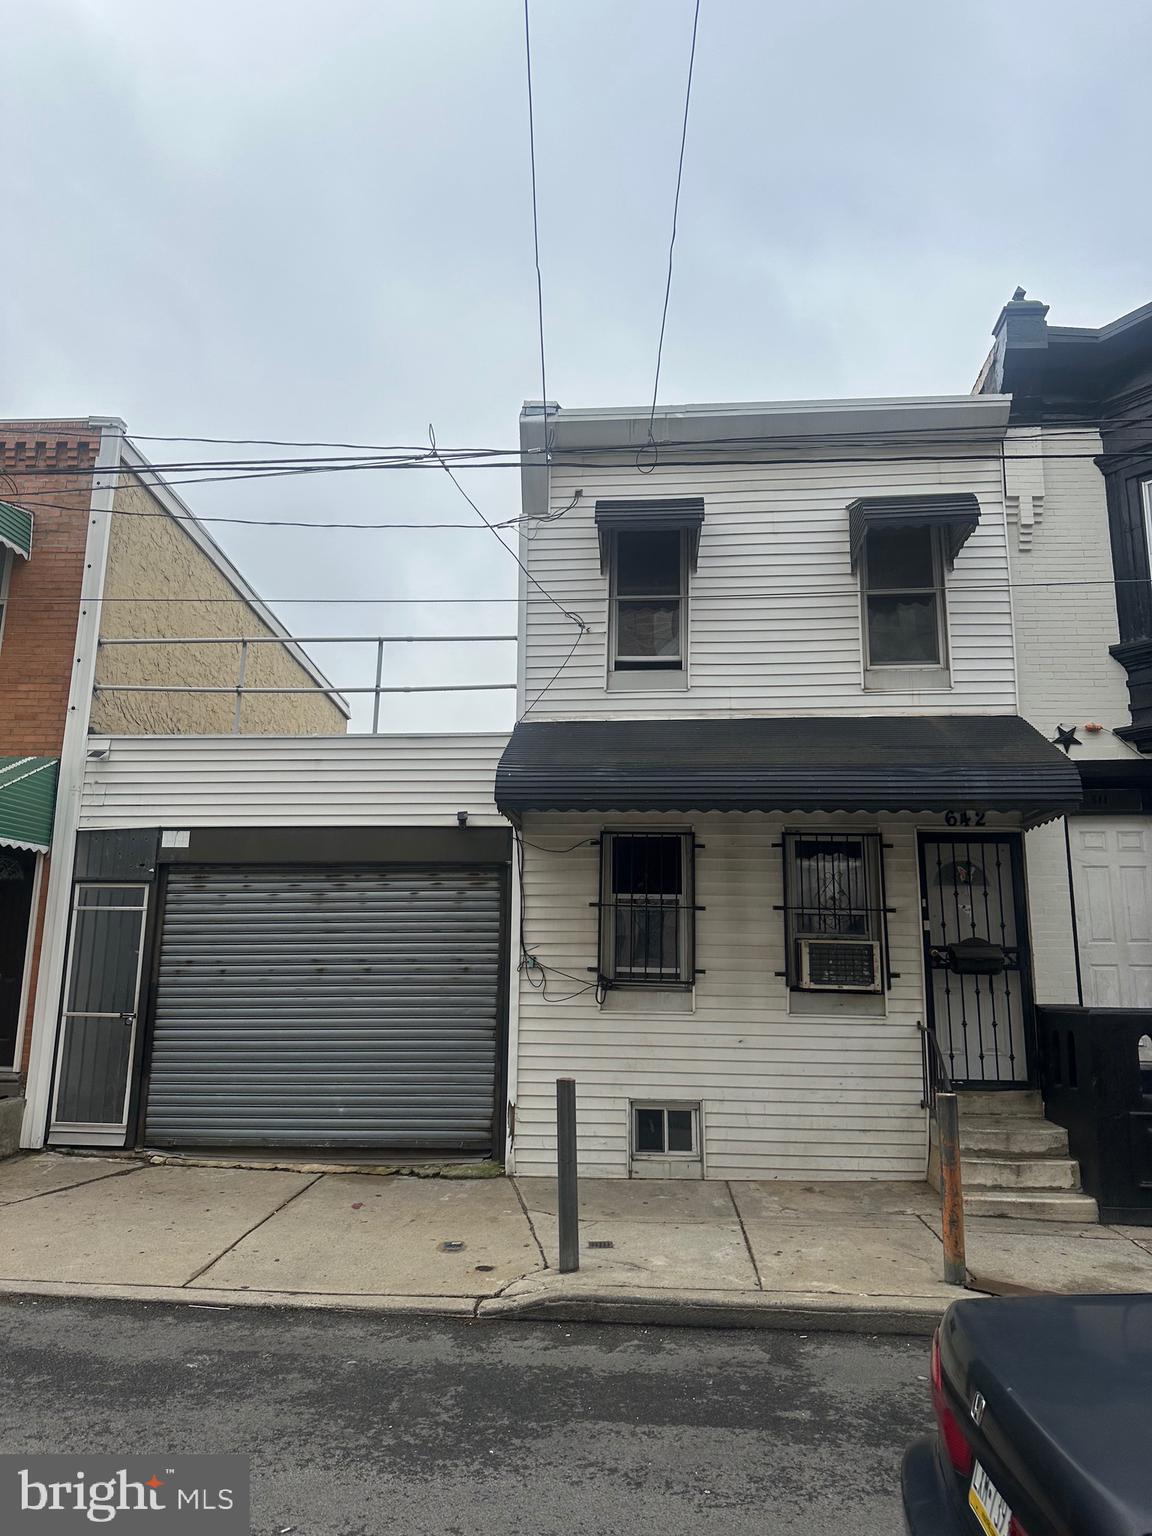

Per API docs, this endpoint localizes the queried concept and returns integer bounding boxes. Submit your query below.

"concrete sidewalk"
[1,1153,1149,1333]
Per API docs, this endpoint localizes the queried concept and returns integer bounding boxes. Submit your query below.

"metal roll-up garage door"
[145,865,505,1152]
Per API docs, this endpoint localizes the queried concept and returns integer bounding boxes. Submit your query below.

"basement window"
[598,830,696,987]
[632,1102,699,1157]
[783,832,886,993]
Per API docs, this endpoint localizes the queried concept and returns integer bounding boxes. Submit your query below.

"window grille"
[781,832,887,991]
[597,831,696,986]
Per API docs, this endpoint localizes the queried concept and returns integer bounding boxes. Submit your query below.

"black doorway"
[0,847,37,1070]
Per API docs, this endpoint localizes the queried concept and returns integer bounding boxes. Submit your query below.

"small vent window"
[783,832,886,992]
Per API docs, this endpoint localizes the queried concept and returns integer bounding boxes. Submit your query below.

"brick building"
[0,418,346,1149]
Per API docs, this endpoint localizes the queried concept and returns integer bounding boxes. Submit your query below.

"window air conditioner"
[798,938,882,992]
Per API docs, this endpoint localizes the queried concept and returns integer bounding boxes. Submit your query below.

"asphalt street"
[0,1297,931,1535]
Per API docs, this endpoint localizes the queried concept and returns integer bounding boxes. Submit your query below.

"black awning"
[594,497,705,571]
[848,493,980,568]
[495,715,1081,824]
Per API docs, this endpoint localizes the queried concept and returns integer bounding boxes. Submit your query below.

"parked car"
[902,1294,1152,1535]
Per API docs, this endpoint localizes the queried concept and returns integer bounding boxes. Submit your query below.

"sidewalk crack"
[510,1177,549,1270]
[2,1162,149,1208]
[727,1181,764,1291]
[180,1173,325,1288]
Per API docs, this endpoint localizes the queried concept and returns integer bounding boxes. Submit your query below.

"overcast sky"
[4,0,1150,731]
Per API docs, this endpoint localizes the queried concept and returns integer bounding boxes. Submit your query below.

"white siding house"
[499,394,1080,1180]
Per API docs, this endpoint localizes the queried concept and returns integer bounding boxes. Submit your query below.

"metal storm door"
[919,834,1034,1087]
[48,883,150,1146]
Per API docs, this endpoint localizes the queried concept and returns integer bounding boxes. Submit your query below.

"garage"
[143,863,506,1153]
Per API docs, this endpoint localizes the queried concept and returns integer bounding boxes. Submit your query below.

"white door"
[1068,817,1152,1009]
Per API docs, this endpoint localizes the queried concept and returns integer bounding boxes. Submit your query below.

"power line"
[429,428,587,631]
[643,0,703,463]
[523,0,549,431]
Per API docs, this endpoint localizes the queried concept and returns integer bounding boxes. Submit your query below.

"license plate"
[969,1461,1012,1536]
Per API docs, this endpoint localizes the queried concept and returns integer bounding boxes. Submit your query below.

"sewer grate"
[587,1240,615,1250]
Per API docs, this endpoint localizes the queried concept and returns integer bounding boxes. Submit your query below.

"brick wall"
[0,422,98,756]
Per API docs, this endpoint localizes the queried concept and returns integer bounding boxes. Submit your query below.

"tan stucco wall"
[92,479,347,735]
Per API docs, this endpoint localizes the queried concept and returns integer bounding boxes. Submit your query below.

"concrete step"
[963,1155,1082,1191]
[964,1189,1100,1222]
[958,1090,1044,1119]
[959,1118,1070,1157]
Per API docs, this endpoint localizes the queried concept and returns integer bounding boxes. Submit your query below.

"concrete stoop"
[930,1090,1099,1223]
[0,1097,24,1160]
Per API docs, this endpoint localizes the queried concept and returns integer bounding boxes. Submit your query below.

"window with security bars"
[598,831,696,986]
[782,832,886,991]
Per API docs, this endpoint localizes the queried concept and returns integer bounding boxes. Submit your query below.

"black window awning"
[848,493,980,568]
[594,497,705,572]
[495,715,1081,826]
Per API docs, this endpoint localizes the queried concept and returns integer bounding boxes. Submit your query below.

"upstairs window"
[783,832,885,993]
[0,549,10,653]
[598,830,696,986]
[610,529,686,672]
[862,526,946,669]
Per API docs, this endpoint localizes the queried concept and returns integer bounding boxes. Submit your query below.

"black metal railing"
[919,1020,953,1111]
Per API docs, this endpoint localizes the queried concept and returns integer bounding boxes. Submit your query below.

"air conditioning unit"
[798,938,882,992]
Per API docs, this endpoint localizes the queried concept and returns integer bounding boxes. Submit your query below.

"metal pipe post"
[937,1091,967,1287]
[556,1077,579,1273]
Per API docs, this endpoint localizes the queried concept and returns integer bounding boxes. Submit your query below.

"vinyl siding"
[512,810,933,1181]
[78,734,509,829]
[523,449,1016,719]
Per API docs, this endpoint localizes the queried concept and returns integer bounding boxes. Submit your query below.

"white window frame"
[1142,477,1152,579]
[631,1101,701,1159]
[599,829,696,988]
[608,528,688,673]
[861,525,949,673]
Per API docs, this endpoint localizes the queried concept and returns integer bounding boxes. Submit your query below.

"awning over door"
[0,757,59,852]
[0,502,33,560]
[594,497,705,571]
[495,716,1081,824]
[848,493,980,568]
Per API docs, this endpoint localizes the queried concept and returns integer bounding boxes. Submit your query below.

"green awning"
[0,501,33,559]
[0,757,59,852]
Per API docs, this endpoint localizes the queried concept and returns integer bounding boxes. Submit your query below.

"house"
[0,417,348,1152]
[494,393,1083,1189]
[975,296,1152,1221]
[976,295,1152,1012]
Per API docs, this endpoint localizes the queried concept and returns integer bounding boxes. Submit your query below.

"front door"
[919,833,1034,1087]
[0,848,37,1071]
[1067,816,1152,1009]
[48,883,149,1146]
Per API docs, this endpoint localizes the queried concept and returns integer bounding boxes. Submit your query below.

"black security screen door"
[919,833,1035,1087]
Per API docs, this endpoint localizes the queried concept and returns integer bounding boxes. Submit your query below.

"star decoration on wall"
[1052,724,1081,753]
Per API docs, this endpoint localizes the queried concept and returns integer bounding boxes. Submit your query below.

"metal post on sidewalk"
[937,1091,967,1286]
[556,1077,579,1273]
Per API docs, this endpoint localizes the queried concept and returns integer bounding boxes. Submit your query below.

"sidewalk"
[1,1153,1149,1334]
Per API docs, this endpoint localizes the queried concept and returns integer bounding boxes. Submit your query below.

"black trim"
[595,497,704,572]
[847,493,980,569]
[495,715,1081,822]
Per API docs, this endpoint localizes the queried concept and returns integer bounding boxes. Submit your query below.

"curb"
[478,1287,952,1336]
[0,1277,952,1335]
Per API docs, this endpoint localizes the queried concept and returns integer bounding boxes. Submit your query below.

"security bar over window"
[597,831,696,986]
[782,832,886,992]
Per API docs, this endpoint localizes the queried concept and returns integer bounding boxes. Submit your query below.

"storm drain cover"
[588,1240,615,1250]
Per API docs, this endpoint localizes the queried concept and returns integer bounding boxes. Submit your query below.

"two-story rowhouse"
[0,417,347,1153]
[495,394,1084,1196]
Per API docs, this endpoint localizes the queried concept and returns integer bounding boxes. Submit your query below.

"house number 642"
[944,811,987,827]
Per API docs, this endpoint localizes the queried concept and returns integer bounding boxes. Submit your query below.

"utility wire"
[642,0,702,469]
[523,0,549,429]
[429,426,587,630]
